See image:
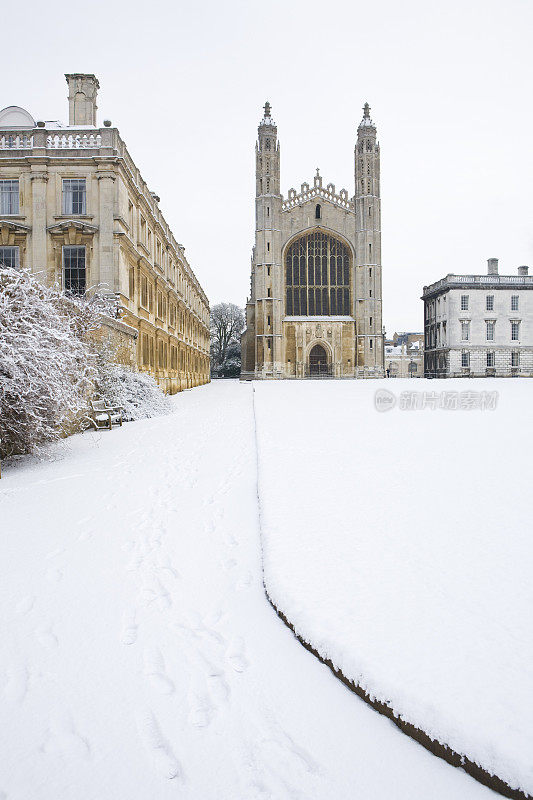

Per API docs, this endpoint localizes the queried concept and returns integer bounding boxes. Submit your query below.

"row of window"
[461,320,521,341]
[140,333,206,373]
[286,287,350,316]
[135,270,206,347]
[0,178,86,216]
[0,244,207,348]
[358,140,374,153]
[461,351,521,368]
[129,201,204,321]
[461,294,520,311]
[0,245,86,293]
[0,179,207,325]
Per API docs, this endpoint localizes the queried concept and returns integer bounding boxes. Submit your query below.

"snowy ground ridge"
[263,587,530,800]
[251,385,531,800]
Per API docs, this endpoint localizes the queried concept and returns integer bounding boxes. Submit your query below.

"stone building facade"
[0,74,210,393]
[384,342,423,378]
[383,331,424,377]
[241,103,384,379]
[422,259,533,377]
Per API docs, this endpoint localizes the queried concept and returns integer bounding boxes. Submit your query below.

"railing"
[304,365,334,378]
[46,133,102,149]
[0,133,33,149]
[424,273,533,294]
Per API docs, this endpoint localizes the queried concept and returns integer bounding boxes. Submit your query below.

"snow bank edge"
[263,587,531,800]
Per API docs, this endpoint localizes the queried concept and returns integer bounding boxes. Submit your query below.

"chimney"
[487,258,499,276]
[518,265,529,276]
[65,74,99,127]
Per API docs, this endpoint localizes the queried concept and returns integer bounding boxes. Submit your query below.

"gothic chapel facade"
[241,103,384,379]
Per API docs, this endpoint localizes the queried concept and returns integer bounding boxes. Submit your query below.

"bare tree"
[210,303,245,376]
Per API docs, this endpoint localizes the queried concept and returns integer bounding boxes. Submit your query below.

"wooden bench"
[87,399,123,430]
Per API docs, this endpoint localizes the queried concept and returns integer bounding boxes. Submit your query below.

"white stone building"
[422,259,533,377]
[384,341,423,378]
[241,102,384,379]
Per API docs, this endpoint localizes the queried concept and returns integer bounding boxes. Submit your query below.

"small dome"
[0,106,36,129]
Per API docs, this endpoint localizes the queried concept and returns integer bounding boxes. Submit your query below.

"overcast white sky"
[3,0,533,334]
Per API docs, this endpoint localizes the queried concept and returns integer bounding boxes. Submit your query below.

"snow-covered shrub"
[0,267,97,458]
[94,339,171,421]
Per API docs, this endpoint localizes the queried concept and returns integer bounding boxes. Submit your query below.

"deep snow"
[254,378,533,797]
[1,380,496,799]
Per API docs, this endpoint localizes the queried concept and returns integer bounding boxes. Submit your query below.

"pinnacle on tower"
[358,101,376,130]
[260,100,275,127]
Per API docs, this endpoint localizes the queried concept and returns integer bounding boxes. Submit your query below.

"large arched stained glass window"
[285,232,350,316]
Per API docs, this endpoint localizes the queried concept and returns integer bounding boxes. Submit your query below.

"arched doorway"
[309,344,328,376]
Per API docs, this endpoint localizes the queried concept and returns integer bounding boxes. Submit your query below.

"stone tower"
[65,74,99,126]
[354,103,383,374]
[241,101,385,380]
[248,102,283,377]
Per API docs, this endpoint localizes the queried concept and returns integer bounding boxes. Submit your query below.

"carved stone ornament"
[0,220,31,246]
[47,219,98,246]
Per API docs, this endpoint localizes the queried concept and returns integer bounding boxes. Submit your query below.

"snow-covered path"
[0,381,493,799]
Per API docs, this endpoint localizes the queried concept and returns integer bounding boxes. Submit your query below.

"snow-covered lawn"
[254,378,533,798]
[0,380,500,799]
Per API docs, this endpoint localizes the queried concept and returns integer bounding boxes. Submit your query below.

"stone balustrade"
[424,273,533,295]
[0,133,33,149]
[46,132,102,149]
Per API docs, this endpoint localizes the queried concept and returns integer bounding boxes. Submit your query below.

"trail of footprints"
[3,538,94,769]
[121,462,255,784]
[1,418,323,796]
[121,445,319,796]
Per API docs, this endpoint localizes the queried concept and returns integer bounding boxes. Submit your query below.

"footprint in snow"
[155,553,180,580]
[121,611,138,645]
[187,675,215,728]
[41,712,91,760]
[226,637,249,673]
[141,578,172,610]
[208,673,230,703]
[3,666,29,706]
[237,571,253,590]
[136,710,182,780]
[16,595,35,615]
[37,627,59,649]
[143,648,175,695]
[223,530,238,547]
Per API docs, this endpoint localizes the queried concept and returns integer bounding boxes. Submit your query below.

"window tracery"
[285,232,350,316]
